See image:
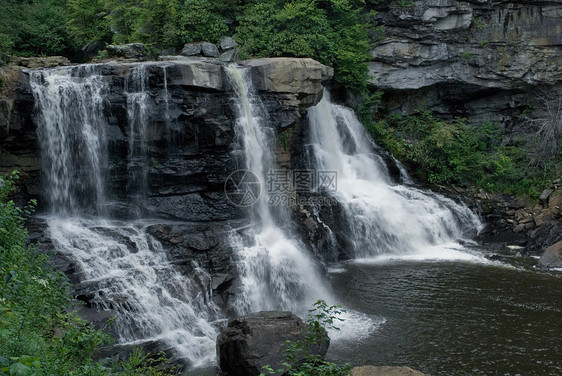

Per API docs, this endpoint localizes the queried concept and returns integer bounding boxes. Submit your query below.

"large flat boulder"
[216,311,329,376]
[242,58,333,109]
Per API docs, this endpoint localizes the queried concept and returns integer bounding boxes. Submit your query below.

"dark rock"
[369,0,562,128]
[181,42,202,56]
[82,41,105,60]
[220,36,237,51]
[217,311,329,376]
[220,49,238,63]
[106,43,146,60]
[201,42,220,58]
[537,240,562,269]
[539,189,554,205]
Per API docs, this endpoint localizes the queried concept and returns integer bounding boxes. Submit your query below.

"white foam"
[327,310,385,343]
[352,243,491,265]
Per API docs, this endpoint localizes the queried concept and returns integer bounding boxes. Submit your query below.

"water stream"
[30,64,223,368]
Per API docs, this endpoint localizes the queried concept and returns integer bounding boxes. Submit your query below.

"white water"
[307,92,483,260]
[30,64,222,367]
[226,67,331,315]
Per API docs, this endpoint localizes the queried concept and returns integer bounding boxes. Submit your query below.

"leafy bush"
[0,0,74,57]
[236,0,372,92]
[369,112,558,198]
[260,300,352,376]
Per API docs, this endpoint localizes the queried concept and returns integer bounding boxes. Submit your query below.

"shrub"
[260,300,352,376]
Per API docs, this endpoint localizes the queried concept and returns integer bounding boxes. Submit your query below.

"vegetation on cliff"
[0,0,373,92]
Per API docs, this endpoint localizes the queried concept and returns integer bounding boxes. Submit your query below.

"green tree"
[236,0,372,92]
[66,0,111,47]
[0,0,74,57]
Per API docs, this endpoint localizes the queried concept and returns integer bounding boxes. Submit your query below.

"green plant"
[260,300,352,376]
[370,111,558,198]
[471,15,486,31]
[461,51,474,60]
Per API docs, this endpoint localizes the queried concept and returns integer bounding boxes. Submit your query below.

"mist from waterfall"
[306,92,483,261]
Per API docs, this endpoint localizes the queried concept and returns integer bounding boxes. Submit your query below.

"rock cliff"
[369,0,562,126]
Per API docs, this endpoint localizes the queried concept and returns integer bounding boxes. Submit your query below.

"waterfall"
[306,92,482,260]
[29,64,222,368]
[225,67,330,315]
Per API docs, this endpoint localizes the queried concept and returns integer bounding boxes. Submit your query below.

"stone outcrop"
[107,43,147,60]
[537,240,562,269]
[244,58,334,110]
[369,0,562,126]
[351,366,427,376]
[216,311,329,376]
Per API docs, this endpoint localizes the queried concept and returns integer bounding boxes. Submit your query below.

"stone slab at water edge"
[216,311,329,376]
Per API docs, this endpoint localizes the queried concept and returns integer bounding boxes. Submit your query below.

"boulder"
[221,49,238,63]
[220,36,237,51]
[351,366,427,376]
[242,58,333,109]
[216,311,329,376]
[181,42,202,56]
[201,42,220,58]
[537,240,562,269]
[106,43,146,60]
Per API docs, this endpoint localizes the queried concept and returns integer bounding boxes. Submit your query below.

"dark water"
[326,248,562,376]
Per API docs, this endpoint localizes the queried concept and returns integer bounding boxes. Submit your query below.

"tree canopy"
[0,0,374,91]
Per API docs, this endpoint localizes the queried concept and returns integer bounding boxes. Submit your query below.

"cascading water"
[29,64,222,368]
[225,67,331,315]
[306,92,483,260]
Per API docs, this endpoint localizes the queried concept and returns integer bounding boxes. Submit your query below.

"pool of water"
[326,245,562,376]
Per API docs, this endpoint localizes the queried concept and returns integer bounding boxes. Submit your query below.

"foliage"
[66,0,111,47]
[0,171,179,376]
[236,0,373,92]
[0,0,74,57]
[369,112,558,198]
[260,300,352,376]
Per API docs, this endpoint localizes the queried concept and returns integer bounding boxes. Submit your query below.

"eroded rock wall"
[369,0,562,126]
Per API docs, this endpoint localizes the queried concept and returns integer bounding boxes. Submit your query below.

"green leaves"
[236,0,372,92]
[371,112,558,198]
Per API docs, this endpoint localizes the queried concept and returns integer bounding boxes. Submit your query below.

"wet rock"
[351,366,427,376]
[537,240,562,269]
[106,43,146,60]
[217,311,329,376]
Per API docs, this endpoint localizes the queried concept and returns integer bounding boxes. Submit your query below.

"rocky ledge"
[369,0,562,126]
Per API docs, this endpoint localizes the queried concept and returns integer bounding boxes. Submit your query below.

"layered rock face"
[369,0,562,126]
